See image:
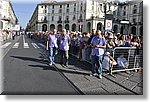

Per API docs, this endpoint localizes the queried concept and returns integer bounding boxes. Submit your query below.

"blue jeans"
[49,47,58,63]
[85,47,91,61]
[91,55,103,76]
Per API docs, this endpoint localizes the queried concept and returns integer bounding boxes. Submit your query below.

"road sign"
[105,20,112,30]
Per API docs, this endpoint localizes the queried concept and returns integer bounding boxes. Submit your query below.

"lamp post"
[91,14,94,30]
[100,0,111,33]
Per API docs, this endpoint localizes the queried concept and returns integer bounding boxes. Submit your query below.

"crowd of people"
[0,29,20,43]
[69,29,143,60]
[0,30,11,43]
[29,29,143,79]
[0,28,143,79]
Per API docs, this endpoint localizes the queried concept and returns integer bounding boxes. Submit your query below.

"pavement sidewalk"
[53,54,143,95]
[38,42,143,95]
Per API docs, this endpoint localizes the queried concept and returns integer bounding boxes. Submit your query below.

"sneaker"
[90,74,93,76]
[99,75,102,79]
[90,73,97,77]
[93,73,98,76]
[49,63,53,66]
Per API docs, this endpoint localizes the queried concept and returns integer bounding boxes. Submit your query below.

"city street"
[0,0,143,95]
[0,35,143,95]
[1,35,82,95]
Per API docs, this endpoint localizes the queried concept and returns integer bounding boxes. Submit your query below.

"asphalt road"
[1,35,81,95]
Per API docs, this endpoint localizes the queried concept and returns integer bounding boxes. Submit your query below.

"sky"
[11,0,127,29]
[12,0,64,29]
[12,2,37,29]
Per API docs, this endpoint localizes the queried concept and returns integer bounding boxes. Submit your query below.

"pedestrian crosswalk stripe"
[0,42,11,48]
[13,43,19,48]
[1,42,42,49]
[31,43,37,48]
[24,43,29,48]
[31,43,40,49]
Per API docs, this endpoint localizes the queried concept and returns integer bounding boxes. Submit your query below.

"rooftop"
[38,0,77,5]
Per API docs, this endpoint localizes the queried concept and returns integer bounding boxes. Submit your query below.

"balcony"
[36,19,48,23]
[65,20,69,23]
[73,17,76,20]
[1,16,10,22]
[42,19,48,23]
[78,19,83,23]
[57,20,62,23]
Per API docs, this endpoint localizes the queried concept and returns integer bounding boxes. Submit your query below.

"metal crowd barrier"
[69,45,143,75]
[109,47,143,74]
[34,35,143,75]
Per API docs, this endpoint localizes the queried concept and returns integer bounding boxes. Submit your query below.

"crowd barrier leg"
[109,47,143,75]
[109,55,117,77]
[134,55,143,73]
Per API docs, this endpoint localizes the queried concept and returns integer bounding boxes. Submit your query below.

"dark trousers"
[59,50,69,66]
[12,35,15,40]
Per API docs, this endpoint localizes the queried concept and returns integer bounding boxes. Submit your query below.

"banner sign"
[105,20,112,30]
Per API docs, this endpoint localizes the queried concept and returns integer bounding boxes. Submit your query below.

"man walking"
[90,30,106,79]
[47,29,58,66]
[12,31,15,40]
[59,29,70,67]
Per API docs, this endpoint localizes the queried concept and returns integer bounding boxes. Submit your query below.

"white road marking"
[12,43,19,48]
[31,43,40,49]
[23,35,29,48]
[24,43,29,48]
[31,43,37,48]
[0,42,11,48]
[23,35,25,44]
[0,35,21,62]
[34,43,40,49]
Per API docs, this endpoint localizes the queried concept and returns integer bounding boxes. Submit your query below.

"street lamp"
[91,14,94,30]
[100,0,111,33]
